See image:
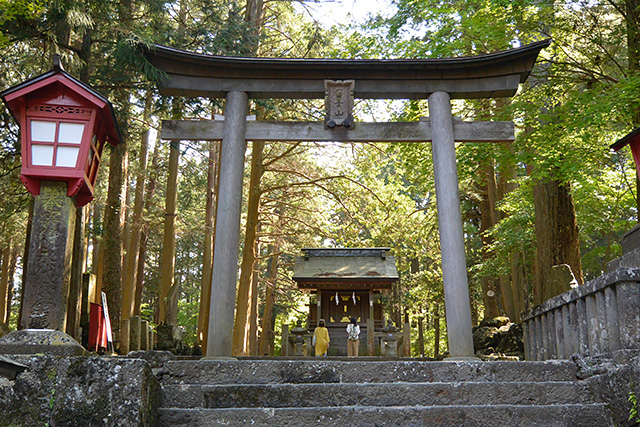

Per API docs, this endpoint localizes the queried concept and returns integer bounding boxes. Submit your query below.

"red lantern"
[1,59,121,206]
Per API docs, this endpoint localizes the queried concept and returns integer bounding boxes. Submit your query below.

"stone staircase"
[155,359,614,426]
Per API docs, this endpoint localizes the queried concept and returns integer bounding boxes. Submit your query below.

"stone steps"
[156,359,615,426]
[158,359,578,385]
[162,381,594,408]
[157,404,612,426]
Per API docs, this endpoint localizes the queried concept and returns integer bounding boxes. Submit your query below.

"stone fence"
[521,268,640,361]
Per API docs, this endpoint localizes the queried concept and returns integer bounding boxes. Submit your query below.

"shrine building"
[292,247,398,356]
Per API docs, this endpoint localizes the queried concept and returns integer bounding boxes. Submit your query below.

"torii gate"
[144,40,550,358]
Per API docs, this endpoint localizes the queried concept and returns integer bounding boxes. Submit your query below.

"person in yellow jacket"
[313,319,330,357]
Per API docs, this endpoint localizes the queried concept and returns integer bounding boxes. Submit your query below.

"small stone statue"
[382,319,399,358]
[290,320,308,356]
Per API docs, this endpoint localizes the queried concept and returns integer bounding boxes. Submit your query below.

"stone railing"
[521,268,640,361]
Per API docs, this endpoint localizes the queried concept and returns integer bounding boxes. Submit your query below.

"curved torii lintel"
[143,40,551,100]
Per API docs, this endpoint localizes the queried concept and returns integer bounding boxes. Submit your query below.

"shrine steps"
[155,359,614,426]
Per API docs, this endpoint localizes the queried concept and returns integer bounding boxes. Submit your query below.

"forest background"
[0,0,639,357]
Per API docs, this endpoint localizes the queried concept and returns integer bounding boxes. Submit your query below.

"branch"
[263,141,304,168]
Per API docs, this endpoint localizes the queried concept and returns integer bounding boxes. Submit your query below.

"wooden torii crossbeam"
[144,40,550,359]
[160,119,515,143]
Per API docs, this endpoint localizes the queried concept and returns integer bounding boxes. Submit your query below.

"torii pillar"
[429,91,475,358]
[206,91,248,357]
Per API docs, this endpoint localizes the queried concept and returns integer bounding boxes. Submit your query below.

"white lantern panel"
[56,146,79,167]
[58,122,85,144]
[31,121,56,142]
[31,144,54,166]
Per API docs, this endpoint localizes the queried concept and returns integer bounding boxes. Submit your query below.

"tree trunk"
[232,140,264,356]
[121,151,131,283]
[122,93,152,320]
[91,202,103,276]
[417,316,425,357]
[133,135,159,317]
[158,137,180,325]
[0,244,10,324]
[260,248,279,356]
[626,0,640,220]
[494,154,517,321]
[66,206,85,339]
[197,139,220,354]
[5,245,18,325]
[103,138,127,342]
[499,140,526,321]
[17,200,34,330]
[479,161,500,319]
[249,225,261,356]
[533,176,584,305]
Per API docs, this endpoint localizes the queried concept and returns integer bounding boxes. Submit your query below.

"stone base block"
[0,329,86,356]
[0,355,159,426]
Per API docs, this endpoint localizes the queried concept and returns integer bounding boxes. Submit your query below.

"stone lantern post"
[0,57,121,355]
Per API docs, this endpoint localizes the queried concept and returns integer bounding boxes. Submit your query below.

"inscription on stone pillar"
[324,80,355,129]
[21,181,76,330]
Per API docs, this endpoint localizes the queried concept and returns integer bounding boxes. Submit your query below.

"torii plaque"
[144,40,550,358]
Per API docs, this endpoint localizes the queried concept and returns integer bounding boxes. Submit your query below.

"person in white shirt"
[346,317,360,357]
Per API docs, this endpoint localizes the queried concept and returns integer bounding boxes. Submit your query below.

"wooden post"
[281,323,289,357]
[434,314,441,358]
[429,91,475,359]
[369,290,374,319]
[206,91,249,357]
[120,318,130,355]
[403,322,411,357]
[317,289,322,325]
[418,316,425,357]
[367,317,375,356]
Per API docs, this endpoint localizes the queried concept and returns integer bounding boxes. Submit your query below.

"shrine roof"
[143,40,551,99]
[293,248,399,290]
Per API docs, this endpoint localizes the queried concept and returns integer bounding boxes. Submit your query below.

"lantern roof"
[611,127,640,151]
[1,61,122,146]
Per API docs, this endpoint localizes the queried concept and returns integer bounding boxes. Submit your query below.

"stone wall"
[0,355,159,426]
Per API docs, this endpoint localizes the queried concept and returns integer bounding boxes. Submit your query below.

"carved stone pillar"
[21,181,76,331]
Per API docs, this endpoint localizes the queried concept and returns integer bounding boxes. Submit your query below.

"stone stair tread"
[156,404,614,427]
[161,380,593,408]
[159,359,578,385]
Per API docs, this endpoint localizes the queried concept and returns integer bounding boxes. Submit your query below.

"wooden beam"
[160,119,515,143]
[158,74,522,100]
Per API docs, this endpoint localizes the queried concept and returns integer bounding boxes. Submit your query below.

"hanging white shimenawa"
[352,291,356,305]
[336,291,339,305]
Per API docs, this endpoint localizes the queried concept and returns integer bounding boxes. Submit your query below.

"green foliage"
[2,0,640,356]
[630,389,639,423]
